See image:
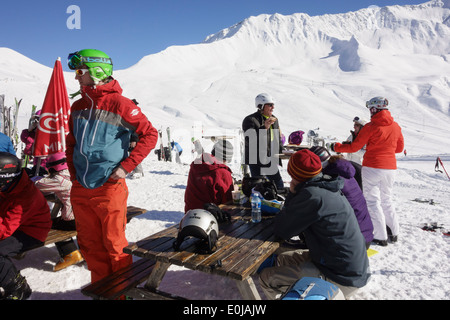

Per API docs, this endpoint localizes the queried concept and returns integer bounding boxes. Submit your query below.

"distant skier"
[171,141,183,164]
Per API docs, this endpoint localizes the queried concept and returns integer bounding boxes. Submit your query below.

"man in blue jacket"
[0,133,16,155]
[259,149,370,299]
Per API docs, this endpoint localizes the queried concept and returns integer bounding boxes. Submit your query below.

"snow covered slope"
[1,0,449,156]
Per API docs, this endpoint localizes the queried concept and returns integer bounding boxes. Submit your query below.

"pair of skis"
[1,97,22,153]
[420,222,449,237]
[157,127,172,162]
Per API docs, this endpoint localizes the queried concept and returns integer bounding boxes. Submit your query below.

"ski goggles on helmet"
[67,52,113,70]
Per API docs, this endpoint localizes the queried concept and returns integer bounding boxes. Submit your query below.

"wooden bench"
[81,258,157,300]
[21,205,148,252]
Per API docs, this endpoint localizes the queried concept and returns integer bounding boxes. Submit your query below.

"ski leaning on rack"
[158,129,165,161]
[11,98,22,150]
[1,96,22,152]
[166,127,172,162]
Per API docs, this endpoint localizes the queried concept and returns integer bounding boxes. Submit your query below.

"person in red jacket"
[332,97,404,246]
[184,140,235,213]
[66,49,158,284]
[0,152,52,300]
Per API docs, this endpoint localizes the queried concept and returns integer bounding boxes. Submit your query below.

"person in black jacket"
[242,93,283,189]
[259,149,370,299]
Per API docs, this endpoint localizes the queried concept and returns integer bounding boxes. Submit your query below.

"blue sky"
[1,0,426,71]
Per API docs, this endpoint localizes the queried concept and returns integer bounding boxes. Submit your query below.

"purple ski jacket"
[323,159,374,244]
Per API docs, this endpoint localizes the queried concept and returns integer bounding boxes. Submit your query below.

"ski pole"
[436,157,450,180]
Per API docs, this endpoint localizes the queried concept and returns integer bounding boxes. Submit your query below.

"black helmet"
[309,146,331,163]
[241,176,269,197]
[0,152,22,188]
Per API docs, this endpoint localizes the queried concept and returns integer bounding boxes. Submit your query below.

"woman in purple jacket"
[310,147,374,248]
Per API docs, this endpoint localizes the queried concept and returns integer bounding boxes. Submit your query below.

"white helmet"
[353,116,368,126]
[366,97,388,110]
[173,209,219,253]
[255,93,275,110]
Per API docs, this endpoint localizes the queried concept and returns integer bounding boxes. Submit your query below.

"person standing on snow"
[66,49,158,283]
[171,141,183,164]
[343,116,368,165]
[331,97,404,246]
[242,93,284,189]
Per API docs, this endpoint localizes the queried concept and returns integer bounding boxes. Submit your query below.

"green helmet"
[68,49,113,83]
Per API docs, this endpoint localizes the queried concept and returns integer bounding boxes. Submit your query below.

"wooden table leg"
[144,261,171,290]
[235,277,262,300]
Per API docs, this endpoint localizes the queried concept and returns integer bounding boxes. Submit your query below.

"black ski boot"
[1,272,32,300]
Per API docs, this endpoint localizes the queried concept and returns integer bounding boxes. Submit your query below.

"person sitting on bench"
[0,152,52,300]
[35,152,84,271]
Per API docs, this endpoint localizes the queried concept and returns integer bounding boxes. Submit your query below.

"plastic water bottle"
[251,191,262,223]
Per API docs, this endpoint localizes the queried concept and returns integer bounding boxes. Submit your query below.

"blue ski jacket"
[66,79,158,189]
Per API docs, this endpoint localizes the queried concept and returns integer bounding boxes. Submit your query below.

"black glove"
[204,203,231,223]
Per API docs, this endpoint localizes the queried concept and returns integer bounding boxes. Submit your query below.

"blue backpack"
[282,277,343,300]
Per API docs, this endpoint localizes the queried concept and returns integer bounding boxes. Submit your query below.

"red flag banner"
[33,58,71,157]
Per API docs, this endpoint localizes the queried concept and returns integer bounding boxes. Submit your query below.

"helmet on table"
[68,49,113,84]
[0,152,22,189]
[173,209,219,253]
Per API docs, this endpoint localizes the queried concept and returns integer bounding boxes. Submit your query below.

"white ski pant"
[362,166,399,241]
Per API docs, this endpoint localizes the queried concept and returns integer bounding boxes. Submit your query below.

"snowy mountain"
[2,1,450,301]
[1,0,449,157]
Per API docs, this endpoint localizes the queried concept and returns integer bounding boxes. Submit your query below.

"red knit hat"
[287,149,322,182]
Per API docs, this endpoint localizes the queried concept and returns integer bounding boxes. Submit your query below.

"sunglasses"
[75,69,90,76]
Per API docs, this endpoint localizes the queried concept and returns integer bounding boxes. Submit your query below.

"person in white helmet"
[343,116,368,165]
[242,93,284,190]
[332,97,404,247]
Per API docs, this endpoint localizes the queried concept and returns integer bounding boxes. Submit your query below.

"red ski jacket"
[335,110,404,169]
[0,170,51,242]
[184,153,234,213]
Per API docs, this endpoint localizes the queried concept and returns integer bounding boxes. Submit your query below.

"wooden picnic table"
[123,203,282,300]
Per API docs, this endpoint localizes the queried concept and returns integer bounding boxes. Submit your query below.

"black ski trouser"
[0,231,43,288]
